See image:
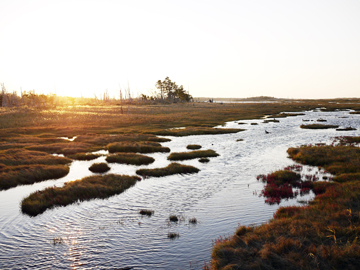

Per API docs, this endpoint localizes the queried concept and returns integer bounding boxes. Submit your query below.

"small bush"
[89,162,110,173]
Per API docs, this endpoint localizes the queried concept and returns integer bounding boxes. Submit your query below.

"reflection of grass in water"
[89,162,110,173]
[211,137,360,270]
[21,174,140,216]
[106,153,155,165]
[168,150,219,161]
[136,163,199,177]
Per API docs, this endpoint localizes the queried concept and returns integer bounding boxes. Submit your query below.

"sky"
[0,0,359,99]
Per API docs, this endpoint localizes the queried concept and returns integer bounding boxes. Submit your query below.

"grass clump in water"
[136,163,199,177]
[199,157,210,163]
[154,126,244,137]
[139,209,154,216]
[67,153,101,161]
[167,232,179,239]
[169,215,178,222]
[189,217,197,224]
[186,144,202,150]
[89,162,110,173]
[21,174,140,216]
[106,153,155,165]
[168,149,219,161]
[300,124,339,129]
[107,141,170,154]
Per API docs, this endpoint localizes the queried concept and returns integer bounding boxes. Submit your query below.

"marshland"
[1,98,360,269]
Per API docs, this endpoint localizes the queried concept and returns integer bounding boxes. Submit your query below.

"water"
[0,110,359,269]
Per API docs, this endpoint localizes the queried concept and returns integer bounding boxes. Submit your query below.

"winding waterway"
[0,109,359,269]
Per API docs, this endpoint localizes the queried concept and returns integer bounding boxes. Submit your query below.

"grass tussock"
[105,153,155,165]
[186,144,202,150]
[199,157,210,163]
[88,162,110,173]
[169,215,179,222]
[168,149,219,161]
[66,153,101,161]
[211,137,360,270]
[0,165,69,190]
[154,126,244,136]
[21,174,140,216]
[107,141,170,154]
[136,162,199,177]
[167,232,179,239]
[139,209,154,216]
[300,124,339,129]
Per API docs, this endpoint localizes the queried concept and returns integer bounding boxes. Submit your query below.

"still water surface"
[0,109,359,269]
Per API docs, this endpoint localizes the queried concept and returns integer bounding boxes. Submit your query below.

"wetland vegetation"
[1,96,360,268]
[210,137,360,269]
[167,149,219,161]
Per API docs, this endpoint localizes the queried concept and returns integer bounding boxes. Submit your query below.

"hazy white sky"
[0,0,359,99]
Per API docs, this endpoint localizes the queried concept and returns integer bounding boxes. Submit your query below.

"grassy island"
[21,174,140,216]
[168,149,219,161]
[106,153,155,165]
[300,124,339,129]
[136,162,200,177]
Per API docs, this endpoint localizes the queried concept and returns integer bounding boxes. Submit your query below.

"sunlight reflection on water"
[0,109,359,269]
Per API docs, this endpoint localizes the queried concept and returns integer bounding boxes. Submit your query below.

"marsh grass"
[136,163,199,177]
[186,144,202,150]
[169,215,179,222]
[199,157,210,163]
[107,141,170,154]
[74,133,171,145]
[336,127,357,131]
[189,217,197,224]
[25,142,102,156]
[139,209,154,217]
[21,174,140,216]
[211,138,360,270]
[67,153,101,161]
[154,126,244,136]
[0,165,69,190]
[300,124,339,129]
[89,162,110,173]
[105,153,155,165]
[168,149,219,161]
[167,232,179,239]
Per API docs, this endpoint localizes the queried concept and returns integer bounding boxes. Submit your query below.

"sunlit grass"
[106,153,155,165]
[107,141,170,154]
[167,149,219,161]
[136,162,200,177]
[21,174,140,216]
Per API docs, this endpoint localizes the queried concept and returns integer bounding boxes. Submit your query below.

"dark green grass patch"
[300,124,339,129]
[186,144,202,150]
[106,153,155,165]
[21,174,140,216]
[107,141,170,154]
[89,162,110,173]
[136,162,199,177]
[0,165,69,190]
[154,126,244,136]
[167,149,219,161]
[67,153,101,161]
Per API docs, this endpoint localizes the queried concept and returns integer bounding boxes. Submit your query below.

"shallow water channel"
[1,109,359,269]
